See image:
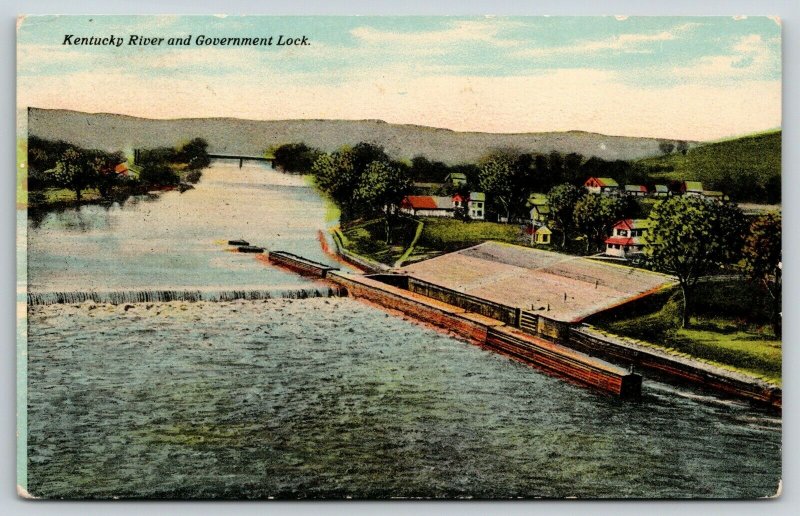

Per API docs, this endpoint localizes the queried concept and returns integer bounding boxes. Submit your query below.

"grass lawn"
[671,323,781,385]
[339,217,528,266]
[339,218,418,265]
[417,218,524,251]
[28,188,104,206]
[595,281,781,385]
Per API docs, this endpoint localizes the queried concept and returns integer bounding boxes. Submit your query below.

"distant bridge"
[208,154,275,168]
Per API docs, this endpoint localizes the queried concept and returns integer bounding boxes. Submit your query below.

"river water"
[25,162,781,499]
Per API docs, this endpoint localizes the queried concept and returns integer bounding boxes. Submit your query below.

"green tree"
[179,138,211,170]
[562,152,584,184]
[645,196,745,328]
[354,161,412,243]
[743,213,782,337]
[272,143,321,173]
[659,141,676,155]
[50,147,95,201]
[311,149,359,218]
[478,151,532,222]
[676,140,690,155]
[546,184,585,248]
[89,150,126,198]
[139,163,179,186]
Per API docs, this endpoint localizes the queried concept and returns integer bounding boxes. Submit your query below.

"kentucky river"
[24,162,781,499]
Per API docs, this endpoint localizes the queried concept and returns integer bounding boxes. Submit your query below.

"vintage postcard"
[17,15,781,499]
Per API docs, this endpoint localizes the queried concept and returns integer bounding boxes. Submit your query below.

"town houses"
[398,173,728,261]
[604,219,651,259]
[583,177,728,201]
[400,192,486,220]
[584,177,619,195]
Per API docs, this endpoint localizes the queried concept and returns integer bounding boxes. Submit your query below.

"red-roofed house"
[584,177,619,195]
[114,163,130,176]
[604,219,651,258]
[680,181,704,196]
[624,184,648,197]
[400,195,455,217]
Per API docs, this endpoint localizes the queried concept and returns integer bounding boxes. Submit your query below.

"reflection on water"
[27,162,337,291]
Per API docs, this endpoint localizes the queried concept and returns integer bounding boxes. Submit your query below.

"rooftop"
[402,195,453,210]
[401,242,674,323]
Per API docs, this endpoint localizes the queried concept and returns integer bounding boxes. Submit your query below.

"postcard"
[17,15,782,499]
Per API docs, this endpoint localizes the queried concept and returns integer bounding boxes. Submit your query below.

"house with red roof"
[399,195,455,217]
[680,181,704,197]
[584,177,619,195]
[624,184,648,197]
[604,219,651,259]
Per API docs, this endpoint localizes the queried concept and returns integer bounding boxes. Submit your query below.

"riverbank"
[591,281,781,386]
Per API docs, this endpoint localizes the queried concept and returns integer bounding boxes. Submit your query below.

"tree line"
[28,136,211,205]
[268,141,780,334]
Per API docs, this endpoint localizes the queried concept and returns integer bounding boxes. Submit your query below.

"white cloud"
[671,34,779,82]
[350,19,523,49]
[514,23,699,58]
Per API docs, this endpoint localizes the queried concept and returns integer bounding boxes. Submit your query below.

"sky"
[16,15,782,141]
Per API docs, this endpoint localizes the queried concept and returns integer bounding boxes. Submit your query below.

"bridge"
[208,154,275,168]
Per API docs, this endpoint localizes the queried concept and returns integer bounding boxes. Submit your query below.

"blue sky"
[17,15,782,140]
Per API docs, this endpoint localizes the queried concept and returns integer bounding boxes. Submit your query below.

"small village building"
[529,204,550,224]
[702,190,728,202]
[584,177,619,195]
[452,192,487,220]
[680,181,704,197]
[114,163,130,176]
[532,225,552,245]
[467,192,486,220]
[444,172,467,186]
[400,196,455,217]
[527,193,550,224]
[624,184,648,197]
[604,219,650,259]
[652,184,671,197]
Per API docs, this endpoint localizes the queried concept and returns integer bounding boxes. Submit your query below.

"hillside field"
[636,130,781,203]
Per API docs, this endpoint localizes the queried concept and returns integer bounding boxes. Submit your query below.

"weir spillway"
[26,285,345,306]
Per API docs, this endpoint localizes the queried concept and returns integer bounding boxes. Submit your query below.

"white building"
[604,219,651,259]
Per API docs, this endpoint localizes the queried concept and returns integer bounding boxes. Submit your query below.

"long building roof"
[402,242,674,323]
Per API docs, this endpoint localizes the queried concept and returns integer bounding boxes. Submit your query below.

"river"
[24,162,781,499]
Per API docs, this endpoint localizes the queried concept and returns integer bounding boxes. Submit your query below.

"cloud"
[350,19,523,49]
[514,23,700,58]
[16,17,781,140]
[670,34,779,82]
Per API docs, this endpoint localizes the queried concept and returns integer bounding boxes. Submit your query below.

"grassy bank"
[339,217,526,266]
[419,218,523,249]
[592,281,781,385]
[339,218,419,265]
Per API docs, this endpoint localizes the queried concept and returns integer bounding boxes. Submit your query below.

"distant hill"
[636,130,781,203]
[27,108,690,165]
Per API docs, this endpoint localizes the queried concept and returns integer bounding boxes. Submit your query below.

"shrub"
[139,164,179,186]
